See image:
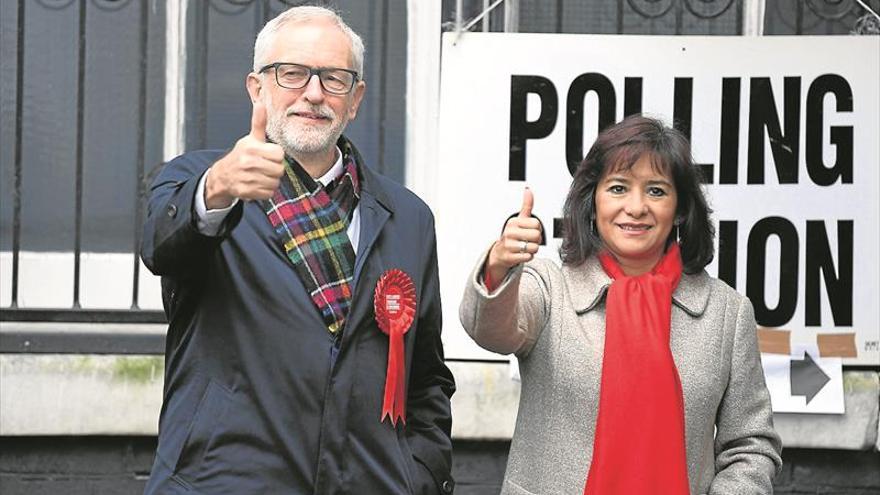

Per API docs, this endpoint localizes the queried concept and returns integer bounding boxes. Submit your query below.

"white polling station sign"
[762,344,844,413]
[432,33,880,367]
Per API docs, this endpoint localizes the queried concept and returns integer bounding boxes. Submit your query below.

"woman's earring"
[674,219,682,244]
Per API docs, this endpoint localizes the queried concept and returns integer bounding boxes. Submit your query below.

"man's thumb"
[250,98,268,141]
[519,187,534,218]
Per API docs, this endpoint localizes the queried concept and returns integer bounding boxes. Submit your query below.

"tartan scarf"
[585,243,689,495]
[261,140,360,335]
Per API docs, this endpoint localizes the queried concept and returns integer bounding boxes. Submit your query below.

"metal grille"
[0,0,166,324]
[2,0,875,328]
[0,0,406,326]
[766,0,875,34]
[444,0,877,35]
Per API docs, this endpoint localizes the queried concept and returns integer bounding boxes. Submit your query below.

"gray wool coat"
[459,253,782,495]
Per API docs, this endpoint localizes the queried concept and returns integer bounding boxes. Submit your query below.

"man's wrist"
[204,166,235,210]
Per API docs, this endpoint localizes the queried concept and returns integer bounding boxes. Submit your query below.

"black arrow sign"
[790,351,830,404]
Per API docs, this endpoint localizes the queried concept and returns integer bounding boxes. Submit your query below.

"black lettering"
[806,74,854,186]
[719,78,740,184]
[623,77,643,117]
[747,216,799,327]
[805,220,853,326]
[673,77,695,139]
[566,73,615,176]
[673,77,713,183]
[509,75,558,181]
[717,220,738,289]
[748,77,801,184]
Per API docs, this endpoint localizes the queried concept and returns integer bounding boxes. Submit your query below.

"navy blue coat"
[141,145,455,494]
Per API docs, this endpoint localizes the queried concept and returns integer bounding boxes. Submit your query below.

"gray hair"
[252,6,365,77]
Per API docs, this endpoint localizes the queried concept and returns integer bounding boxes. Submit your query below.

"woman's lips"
[617,223,652,232]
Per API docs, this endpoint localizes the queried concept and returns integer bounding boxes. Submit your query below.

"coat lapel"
[344,163,394,340]
[671,270,712,317]
[353,190,390,285]
[562,257,611,315]
[563,256,712,318]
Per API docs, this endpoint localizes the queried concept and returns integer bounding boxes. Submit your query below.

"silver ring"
[519,240,528,253]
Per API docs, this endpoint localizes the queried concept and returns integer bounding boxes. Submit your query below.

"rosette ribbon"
[373,269,417,426]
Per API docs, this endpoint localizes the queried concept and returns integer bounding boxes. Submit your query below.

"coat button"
[441,480,454,493]
[166,204,178,218]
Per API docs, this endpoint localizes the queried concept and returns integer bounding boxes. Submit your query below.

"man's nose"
[302,74,326,103]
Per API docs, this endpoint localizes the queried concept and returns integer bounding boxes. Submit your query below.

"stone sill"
[1,353,877,450]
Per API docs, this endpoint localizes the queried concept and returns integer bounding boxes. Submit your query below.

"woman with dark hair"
[460,115,782,494]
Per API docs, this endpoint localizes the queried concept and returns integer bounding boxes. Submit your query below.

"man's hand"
[485,188,543,284]
[204,99,285,209]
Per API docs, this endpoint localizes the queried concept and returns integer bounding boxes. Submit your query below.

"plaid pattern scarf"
[261,141,360,335]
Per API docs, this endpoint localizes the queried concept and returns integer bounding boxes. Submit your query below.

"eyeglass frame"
[257,62,360,95]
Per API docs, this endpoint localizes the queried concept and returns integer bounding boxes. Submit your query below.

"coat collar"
[339,134,395,214]
[342,134,394,283]
[340,135,394,343]
[562,256,712,317]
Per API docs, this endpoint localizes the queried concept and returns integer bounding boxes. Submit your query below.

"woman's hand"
[486,188,544,285]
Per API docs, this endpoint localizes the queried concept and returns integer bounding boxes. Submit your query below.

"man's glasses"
[258,62,359,95]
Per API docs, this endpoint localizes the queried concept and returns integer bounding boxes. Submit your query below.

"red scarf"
[585,244,689,495]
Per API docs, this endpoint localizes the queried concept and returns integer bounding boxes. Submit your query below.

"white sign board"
[762,344,844,413]
[434,33,880,366]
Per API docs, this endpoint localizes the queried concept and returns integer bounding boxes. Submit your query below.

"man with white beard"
[141,6,455,494]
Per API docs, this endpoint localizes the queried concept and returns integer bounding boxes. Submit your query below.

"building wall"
[1,437,878,494]
[2,1,879,493]
[0,351,878,492]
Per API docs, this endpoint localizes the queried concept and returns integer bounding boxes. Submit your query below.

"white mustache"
[285,105,335,119]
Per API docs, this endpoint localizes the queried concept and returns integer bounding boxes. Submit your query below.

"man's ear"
[246,72,263,103]
[347,80,366,120]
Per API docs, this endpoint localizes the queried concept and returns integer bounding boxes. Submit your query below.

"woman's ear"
[674,213,686,226]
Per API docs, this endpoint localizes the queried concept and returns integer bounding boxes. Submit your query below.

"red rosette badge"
[374,269,417,426]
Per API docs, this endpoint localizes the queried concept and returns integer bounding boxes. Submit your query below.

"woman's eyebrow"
[603,174,631,182]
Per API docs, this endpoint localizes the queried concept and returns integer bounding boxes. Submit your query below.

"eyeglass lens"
[275,64,354,94]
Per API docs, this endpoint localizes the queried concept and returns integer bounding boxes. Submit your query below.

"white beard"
[264,92,349,156]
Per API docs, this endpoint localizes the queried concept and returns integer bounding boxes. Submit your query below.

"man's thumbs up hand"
[205,99,286,209]
[249,98,269,142]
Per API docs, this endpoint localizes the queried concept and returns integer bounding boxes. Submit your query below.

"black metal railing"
[2,0,401,327]
[621,0,741,34]
[3,0,873,329]
[1,0,165,324]
[445,0,874,35]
